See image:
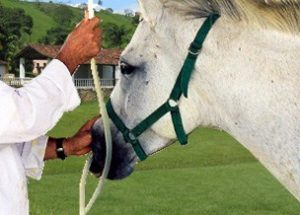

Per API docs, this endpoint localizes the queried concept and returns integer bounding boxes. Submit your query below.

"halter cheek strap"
[106,14,220,161]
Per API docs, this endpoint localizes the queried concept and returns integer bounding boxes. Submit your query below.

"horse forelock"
[164,0,300,33]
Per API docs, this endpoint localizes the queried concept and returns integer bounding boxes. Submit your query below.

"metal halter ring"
[168,99,178,108]
[128,131,137,141]
[188,49,201,55]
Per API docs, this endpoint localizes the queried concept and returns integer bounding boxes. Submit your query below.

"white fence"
[0,78,32,87]
[74,79,115,89]
[0,78,116,89]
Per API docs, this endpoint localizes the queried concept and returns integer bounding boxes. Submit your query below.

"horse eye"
[120,62,135,76]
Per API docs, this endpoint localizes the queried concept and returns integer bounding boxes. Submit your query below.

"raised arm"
[57,17,101,74]
[0,17,101,144]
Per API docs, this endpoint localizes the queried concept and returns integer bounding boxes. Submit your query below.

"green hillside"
[1,0,57,42]
[1,0,135,45]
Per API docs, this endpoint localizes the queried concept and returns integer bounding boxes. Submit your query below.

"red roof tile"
[17,44,122,65]
[30,44,61,58]
[89,49,122,65]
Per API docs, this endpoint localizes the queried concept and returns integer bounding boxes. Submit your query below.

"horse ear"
[138,0,163,28]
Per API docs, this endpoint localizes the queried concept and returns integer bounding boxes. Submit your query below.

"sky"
[55,0,138,12]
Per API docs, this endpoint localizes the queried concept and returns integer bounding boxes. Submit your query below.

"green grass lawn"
[29,102,300,215]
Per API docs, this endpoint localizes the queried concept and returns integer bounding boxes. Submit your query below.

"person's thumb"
[79,116,100,132]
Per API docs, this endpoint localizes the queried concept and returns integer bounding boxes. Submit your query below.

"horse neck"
[186,18,300,133]
[175,15,300,202]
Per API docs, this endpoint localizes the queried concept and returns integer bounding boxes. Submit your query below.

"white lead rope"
[79,1,112,214]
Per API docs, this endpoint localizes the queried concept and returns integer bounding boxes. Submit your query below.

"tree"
[102,23,132,48]
[0,5,33,70]
[132,12,141,26]
[106,8,114,13]
[38,4,79,45]
[98,0,103,5]
[78,3,87,9]
[39,27,69,45]
[53,5,74,27]
[124,9,134,17]
[36,4,75,28]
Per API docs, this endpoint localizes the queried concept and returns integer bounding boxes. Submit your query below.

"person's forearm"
[44,132,94,161]
[56,51,78,75]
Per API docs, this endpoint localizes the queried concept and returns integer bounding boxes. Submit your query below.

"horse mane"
[165,0,300,33]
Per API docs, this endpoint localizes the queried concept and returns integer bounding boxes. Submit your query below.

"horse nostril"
[120,62,135,75]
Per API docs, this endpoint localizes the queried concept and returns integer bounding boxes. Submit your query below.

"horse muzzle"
[89,118,137,180]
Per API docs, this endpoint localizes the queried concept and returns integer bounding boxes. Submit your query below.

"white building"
[16,44,122,88]
[0,60,8,79]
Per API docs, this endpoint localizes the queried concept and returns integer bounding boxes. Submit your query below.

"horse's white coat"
[110,0,300,201]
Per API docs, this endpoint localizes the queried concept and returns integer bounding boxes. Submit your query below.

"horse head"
[90,0,216,179]
[89,0,300,203]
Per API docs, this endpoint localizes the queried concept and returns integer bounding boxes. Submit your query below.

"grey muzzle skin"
[89,118,137,180]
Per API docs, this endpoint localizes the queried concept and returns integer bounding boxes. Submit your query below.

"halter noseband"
[106,14,220,161]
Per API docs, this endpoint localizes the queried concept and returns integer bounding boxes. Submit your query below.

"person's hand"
[44,117,99,160]
[56,15,101,74]
[63,117,99,156]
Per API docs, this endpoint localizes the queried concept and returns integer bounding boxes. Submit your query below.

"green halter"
[106,14,220,161]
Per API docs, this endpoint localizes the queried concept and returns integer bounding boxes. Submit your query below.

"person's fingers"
[79,121,94,132]
[93,28,101,41]
[79,116,100,132]
[89,17,100,29]
[84,9,89,20]
[66,133,91,154]
[89,42,100,56]
[77,132,92,146]
[63,138,74,156]
[75,21,81,28]
[76,15,89,29]
[91,35,101,52]
[94,28,101,36]
[75,14,96,31]
[76,147,92,156]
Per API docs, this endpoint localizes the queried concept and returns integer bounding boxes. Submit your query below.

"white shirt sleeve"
[0,59,81,144]
[21,136,49,180]
[0,59,81,180]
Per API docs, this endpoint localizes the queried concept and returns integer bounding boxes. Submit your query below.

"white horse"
[90,0,300,202]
